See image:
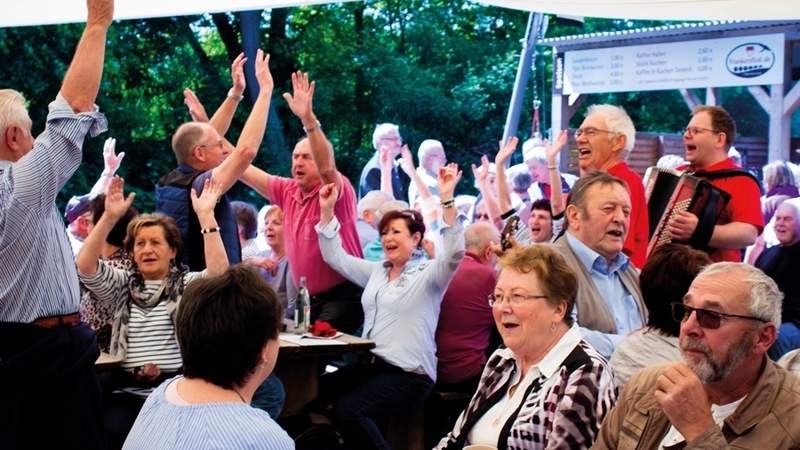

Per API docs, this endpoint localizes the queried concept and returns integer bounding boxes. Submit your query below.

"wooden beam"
[768,83,791,162]
[551,92,575,173]
[783,80,800,116]
[748,85,771,113]
[679,89,701,110]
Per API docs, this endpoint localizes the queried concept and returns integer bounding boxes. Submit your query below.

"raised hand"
[102,137,125,175]
[253,49,273,94]
[319,182,338,221]
[379,146,394,171]
[471,155,491,184]
[399,145,416,176]
[282,71,316,123]
[438,163,462,197]
[104,176,135,221]
[230,52,247,96]
[183,88,210,123]
[190,177,222,218]
[421,239,436,259]
[495,136,519,165]
[545,129,568,164]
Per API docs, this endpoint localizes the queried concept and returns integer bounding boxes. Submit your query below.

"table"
[276,333,375,416]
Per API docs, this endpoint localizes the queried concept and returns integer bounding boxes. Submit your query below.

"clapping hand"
[253,49,273,94]
[190,178,222,218]
[104,176,135,221]
[545,130,568,164]
[282,71,316,123]
[495,136,519,165]
[230,52,247,96]
[399,145,416,176]
[102,137,125,175]
[379,146,395,171]
[471,155,491,184]
[183,88,209,123]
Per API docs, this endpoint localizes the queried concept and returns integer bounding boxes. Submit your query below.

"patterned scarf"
[109,262,187,360]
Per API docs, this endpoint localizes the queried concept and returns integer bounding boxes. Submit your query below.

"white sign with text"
[560,33,785,95]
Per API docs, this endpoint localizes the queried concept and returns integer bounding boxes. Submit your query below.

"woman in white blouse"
[315,163,464,450]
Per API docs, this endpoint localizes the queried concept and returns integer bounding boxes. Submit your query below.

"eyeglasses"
[670,302,767,330]
[488,291,549,307]
[682,126,719,137]
[474,213,490,221]
[198,140,224,150]
[574,127,615,139]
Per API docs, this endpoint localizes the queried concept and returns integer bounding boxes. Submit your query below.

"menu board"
[555,33,785,95]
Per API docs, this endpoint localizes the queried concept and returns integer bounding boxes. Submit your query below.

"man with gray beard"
[592,262,800,450]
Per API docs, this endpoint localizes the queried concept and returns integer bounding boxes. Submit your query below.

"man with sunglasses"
[593,262,800,450]
[666,105,763,263]
[575,104,648,268]
[156,51,273,270]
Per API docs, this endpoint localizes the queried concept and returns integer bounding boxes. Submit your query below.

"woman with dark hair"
[315,164,465,449]
[609,243,711,386]
[76,177,228,447]
[123,266,293,449]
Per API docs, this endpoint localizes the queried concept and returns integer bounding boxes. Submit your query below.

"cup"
[464,445,498,450]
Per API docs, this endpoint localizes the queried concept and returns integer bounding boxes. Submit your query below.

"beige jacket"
[553,236,646,334]
[591,360,800,450]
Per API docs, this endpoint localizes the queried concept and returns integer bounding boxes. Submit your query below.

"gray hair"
[374,199,409,225]
[464,222,500,253]
[417,139,444,160]
[763,160,796,190]
[358,190,393,216]
[699,262,782,326]
[0,89,30,137]
[523,142,548,165]
[372,123,400,151]
[586,104,636,157]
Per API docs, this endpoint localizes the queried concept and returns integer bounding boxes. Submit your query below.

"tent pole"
[501,11,544,146]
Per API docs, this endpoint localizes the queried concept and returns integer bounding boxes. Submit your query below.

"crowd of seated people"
[4,2,800,448]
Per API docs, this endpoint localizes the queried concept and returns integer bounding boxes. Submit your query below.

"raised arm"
[87,137,125,197]
[207,53,247,136]
[59,0,114,112]
[494,136,519,214]
[76,176,134,275]
[546,130,568,216]
[438,163,461,227]
[190,178,228,276]
[379,147,395,197]
[211,50,273,194]
[400,145,431,200]
[472,156,502,223]
[283,71,340,191]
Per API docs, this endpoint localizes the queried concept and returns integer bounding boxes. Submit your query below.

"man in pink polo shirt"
[241,71,364,333]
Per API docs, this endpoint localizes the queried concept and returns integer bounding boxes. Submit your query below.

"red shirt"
[266,174,363,295]
[608,162,648,268]
[678,158,764,262]
[435,253,497,384]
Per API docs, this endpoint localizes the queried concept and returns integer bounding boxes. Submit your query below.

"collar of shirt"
[498,323,582,380]
[566,231,629,276]
[0,159,9,175]
[291,181,322,204]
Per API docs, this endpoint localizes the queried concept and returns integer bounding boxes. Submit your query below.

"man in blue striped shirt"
[0,0,114,448]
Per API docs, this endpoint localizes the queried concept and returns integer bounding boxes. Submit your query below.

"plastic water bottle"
[294,276,311,333]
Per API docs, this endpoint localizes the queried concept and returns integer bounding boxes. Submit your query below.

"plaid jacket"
[435,340,617,450]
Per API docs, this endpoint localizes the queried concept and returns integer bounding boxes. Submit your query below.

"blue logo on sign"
[726,43,775,78]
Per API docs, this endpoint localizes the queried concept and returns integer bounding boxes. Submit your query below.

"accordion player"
[643,167,731,256]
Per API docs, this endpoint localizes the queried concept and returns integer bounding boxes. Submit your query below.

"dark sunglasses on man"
[671,302,767,330]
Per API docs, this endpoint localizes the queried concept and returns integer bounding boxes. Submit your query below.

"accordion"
[643,167,731,256]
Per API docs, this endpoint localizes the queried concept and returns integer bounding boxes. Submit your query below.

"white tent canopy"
[3,0,799,28]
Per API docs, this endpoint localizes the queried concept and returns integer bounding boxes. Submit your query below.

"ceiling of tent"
[2,0,797,28]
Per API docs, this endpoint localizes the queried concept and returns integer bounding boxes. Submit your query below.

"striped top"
[0,94,107,323]
[123,377,294,450]
[80,261,204,369]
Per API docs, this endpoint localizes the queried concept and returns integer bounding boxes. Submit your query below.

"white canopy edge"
[2,0,799,28]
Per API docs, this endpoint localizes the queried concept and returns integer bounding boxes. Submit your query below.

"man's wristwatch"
[304,120,322,135]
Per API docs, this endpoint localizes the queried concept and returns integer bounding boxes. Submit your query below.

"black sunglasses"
[671,302,767,330]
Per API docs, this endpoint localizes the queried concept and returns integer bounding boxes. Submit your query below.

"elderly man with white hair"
[593,262,800,450]
[408,139,446,206]
[755,201,800,359]
[575,104,648,268]
[358,122,410,200]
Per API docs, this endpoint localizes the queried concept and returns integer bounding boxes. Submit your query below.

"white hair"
[358,190,393,216]
[0,89,30,137]
[374,199,409,225]
[523,143,548,165]
[586,104,636,157]
[372,123,400,151]
[656,154,686,170]
[699,262,782,326]
[417,139,444,160]
[464,222,500,253]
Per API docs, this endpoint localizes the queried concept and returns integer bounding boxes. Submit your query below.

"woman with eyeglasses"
[610,243,712,387]
[315,163,464,450]
[435,244,616,450]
